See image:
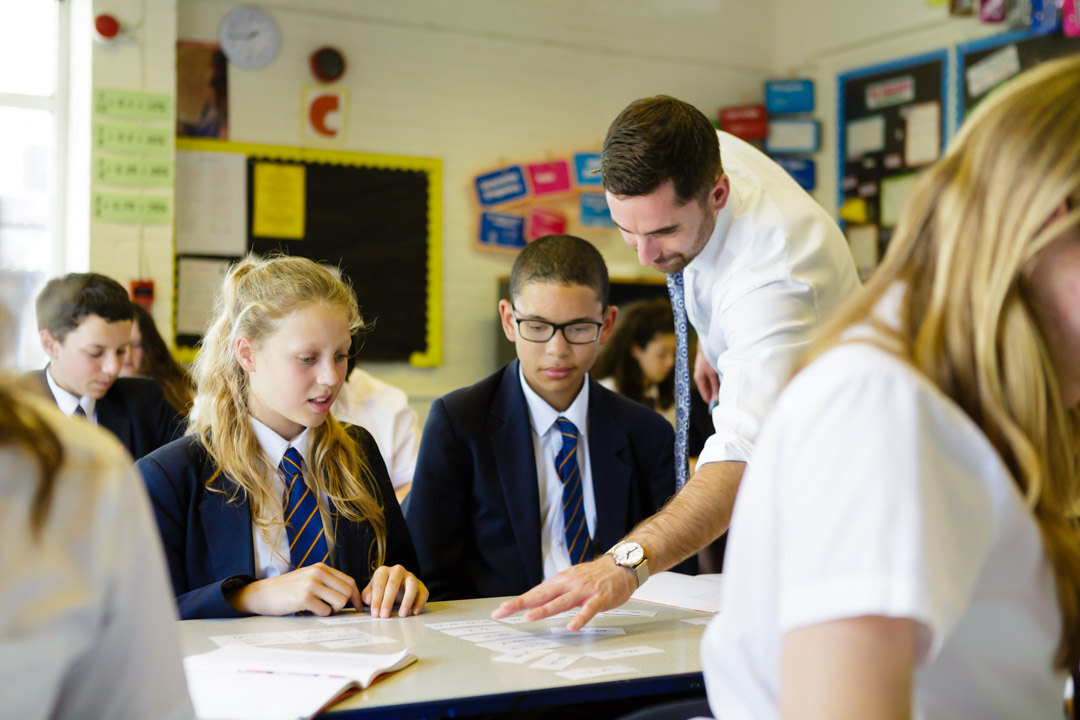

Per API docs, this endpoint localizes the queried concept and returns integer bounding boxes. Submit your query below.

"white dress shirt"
[248,418,336,578]
[0,390,193,720]
[331,368,420,491]
[685,131,861,466]
[518,367,598,579]
[703,292,1065,719]
[45,365,96,422]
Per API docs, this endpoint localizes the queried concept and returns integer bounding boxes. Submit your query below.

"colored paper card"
[718,104,767,141]
[526,206,567,241]
[966,44,1020,98]
[881,173,919,228]
[771,157,816,191]
[903,102,940,167]
[979,0,1007,22]
[1065,0,1080,36]
[579,193,614,228]
[765,79,814,115]
[478,212,526,250]
[846,116,885,159]
[764,119,819,154]
[94,156,174,187]
[91,192,171,225]
[474,165,529,207]
[839,197,869,224]
[92,122,173,155]
[573,152,602,186]
[865,75,915,110]
[1031,0,1062,32]
[93,89,173,122]
[252,162,306,239]
[526,160,573,198]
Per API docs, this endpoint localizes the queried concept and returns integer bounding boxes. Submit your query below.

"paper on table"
[184,645,416,720]
[316,613,387,625]
[491,648,552,664]
[530,652,582,671]
[320,635,397,649]
[681,616,712,626]
[477,637,565,653]
[425,619,498,631]
[586,646,663,660]
[556,665,638,681]
[460,630,532,643]
[550,627,624,636]
[630,571,724,613]
[598,608,657,618]
[440,624,506,637]
[285,627,367,643]
[210,632,295,647]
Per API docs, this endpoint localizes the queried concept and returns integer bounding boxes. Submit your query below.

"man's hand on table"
[490,555,638,631]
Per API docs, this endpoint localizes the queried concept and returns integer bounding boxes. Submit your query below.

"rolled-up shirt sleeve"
[697,278,822,466]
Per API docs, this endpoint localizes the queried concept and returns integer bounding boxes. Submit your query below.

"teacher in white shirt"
[494,95,861,628]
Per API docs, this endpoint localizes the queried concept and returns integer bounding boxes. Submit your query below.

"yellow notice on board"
[252,162,306,239]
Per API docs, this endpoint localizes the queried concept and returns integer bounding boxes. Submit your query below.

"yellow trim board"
[173,138,442,368]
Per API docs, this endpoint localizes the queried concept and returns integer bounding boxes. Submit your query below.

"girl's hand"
[227,562,362,616]
[362,565,429,618]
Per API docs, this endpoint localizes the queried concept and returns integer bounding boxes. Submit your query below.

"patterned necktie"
[280,447,330,569]
[555,417,592,564]
[667,272,690,490]
[72,405,87,419]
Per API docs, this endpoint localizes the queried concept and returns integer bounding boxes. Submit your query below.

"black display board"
[247,159,429,362]
[837,51,947,267]
[958,28,1080,120]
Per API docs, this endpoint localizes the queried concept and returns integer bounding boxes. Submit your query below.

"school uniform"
[1,390,192,720]
[405,359,693,601]
[38,367,184,460]
[137,422,419,620]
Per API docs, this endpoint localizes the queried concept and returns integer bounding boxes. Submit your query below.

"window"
[0,0,65,369]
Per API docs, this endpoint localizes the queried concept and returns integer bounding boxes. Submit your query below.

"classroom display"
[837,50,946,276]
[174,138,442,366]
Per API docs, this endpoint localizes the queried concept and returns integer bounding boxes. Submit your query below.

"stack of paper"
[630,571,724,613]
[183,645,415,720]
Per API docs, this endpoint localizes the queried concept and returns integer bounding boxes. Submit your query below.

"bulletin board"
[836,50,947,276]
[173,138,442,367]
[957,28,1080,126]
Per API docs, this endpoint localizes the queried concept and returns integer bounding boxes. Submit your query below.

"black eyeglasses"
[511,310,603,344]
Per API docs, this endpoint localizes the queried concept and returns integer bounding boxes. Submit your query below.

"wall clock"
[219,7,280,70]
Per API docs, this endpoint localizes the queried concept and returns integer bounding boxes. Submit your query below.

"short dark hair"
[509,235,609,307]
[601,95,720,206]
[36,272,133,340]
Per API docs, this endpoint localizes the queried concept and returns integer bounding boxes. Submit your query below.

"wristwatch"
[607,541,649,587]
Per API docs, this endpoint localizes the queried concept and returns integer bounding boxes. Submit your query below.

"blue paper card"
[574,153,603,186]
[479,212,526,249]
[474,166,528,207]
[771,156,816,191]
[579,193,615,228]
[765,79,815,115]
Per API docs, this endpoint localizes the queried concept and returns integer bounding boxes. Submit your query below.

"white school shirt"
[519,368,598,579]
[702,310,1064,718]
[684,130,861,467]
[331,368,420,491]
[45,365,96,422]
[248,418,336,578]
[0,391,193,720]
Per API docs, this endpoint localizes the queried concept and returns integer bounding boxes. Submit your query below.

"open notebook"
[183,645,416,720]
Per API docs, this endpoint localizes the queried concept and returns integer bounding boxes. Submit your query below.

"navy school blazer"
[36,369,183,461]
[404,360,695,601]
[137,425,419,619]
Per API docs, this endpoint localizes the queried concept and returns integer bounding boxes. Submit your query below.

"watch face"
[220,7,279,70]
[615,543,644,566]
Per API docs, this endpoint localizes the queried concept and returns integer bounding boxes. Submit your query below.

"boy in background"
[406,235,693,600]
[35,272,183,459]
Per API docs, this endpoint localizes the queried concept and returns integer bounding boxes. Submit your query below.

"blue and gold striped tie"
[555,417,592,565]
[280,447,330,569]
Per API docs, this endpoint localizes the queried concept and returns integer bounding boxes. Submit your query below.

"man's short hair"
[509,235,610,308]
[36,273,133,340]
[600,95,721,206]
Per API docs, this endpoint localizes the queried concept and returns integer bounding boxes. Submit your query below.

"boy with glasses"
[405,234,693,600]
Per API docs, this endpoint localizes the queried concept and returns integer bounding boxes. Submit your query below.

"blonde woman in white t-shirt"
[705,56,1080,720]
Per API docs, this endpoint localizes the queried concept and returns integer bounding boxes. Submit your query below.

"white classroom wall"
[80,0,1023,423]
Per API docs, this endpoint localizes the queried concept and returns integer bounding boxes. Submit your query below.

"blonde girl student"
[138,255,428,620]
[704,56,1080,719]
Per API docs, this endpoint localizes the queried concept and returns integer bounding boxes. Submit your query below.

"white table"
[177,596,710,718]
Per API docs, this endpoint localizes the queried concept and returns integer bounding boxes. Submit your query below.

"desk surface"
[178,597,710,718]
